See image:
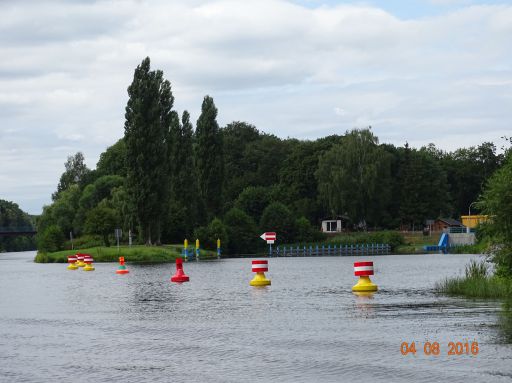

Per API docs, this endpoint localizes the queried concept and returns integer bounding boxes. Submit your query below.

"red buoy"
[171,258,189,283]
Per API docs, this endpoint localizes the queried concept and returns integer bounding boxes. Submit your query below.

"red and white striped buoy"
[67,255,78,270]
[250,260,271,286]
[354,261,374,276]
[352,261,378,292]
[252,260,269,272]
[83,254,95,271]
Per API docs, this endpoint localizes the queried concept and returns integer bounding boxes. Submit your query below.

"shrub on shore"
[327,231,404,250]
[436,259,512,299]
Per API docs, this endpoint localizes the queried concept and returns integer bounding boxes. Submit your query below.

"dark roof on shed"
[436,218,462,226]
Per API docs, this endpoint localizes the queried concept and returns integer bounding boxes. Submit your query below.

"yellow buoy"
[67,255,78,270]
[352,262,378,292]
[83,255,95,271]
[250,260,271,286]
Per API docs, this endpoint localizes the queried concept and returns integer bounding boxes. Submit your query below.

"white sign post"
[260,232,277,257]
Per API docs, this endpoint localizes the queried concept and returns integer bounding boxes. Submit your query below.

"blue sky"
[0,0,511,214]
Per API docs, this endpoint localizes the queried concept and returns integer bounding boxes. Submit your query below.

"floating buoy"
[67,255,78,270]
[352,261,378,292]
[76,253,86,267]
[249,260,271,286]
[83,255,95,271]
[116,256,129,274]
[171,258,189,283]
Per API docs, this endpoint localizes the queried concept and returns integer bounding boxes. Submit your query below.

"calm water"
[1,251,511,383]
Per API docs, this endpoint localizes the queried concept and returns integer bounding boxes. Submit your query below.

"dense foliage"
[477,153,512,276]
[35,57,507,255]
[0,199,36,252]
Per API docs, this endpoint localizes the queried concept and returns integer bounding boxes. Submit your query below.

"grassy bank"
[34,245,217,263]
[436,259,512,299]
[397,232,439,254]
[395,231,487,254]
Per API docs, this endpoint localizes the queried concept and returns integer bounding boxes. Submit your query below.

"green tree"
[73,175,124,235]
[224,207,258,254]
[36,225,65,253]
[195,96,223,220]
[478,156,512,276]
[316,128,392,228]
[194,217,228,250]
[164,110,199,242]
[259,202,296,243]
[235,186,271,223]
[124,57,173,244]
[243,134,294,188]
[38,185,81,242]
[278,140,333,222]
[441,142,502,217]
[399,144,450,228]
[222,122,261,203]
[295,216,323,243]
[109,186,135,234]
[96,139,127,177]
[53,152,91,200]
[84,201,118,247]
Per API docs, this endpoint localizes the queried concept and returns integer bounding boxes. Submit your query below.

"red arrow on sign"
[260,232,276,243]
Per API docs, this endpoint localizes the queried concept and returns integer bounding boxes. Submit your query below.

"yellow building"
[460,215,489,228]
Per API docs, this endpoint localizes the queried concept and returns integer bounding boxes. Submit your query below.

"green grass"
[399,231,487,254]
[400,231,442,253]
[34,244,218,263]
[436,259,512,299]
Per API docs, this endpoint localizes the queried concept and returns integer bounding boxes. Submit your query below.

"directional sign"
[260,232,276,244]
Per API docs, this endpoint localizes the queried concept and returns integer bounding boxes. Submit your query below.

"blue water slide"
[438,233,448,249]
[423,233,449,252]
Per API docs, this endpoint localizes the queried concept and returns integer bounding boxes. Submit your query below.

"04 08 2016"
[400,341,479,356]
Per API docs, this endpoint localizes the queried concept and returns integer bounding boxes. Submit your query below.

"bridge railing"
[272,243,391,257]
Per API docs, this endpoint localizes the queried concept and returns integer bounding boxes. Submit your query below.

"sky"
[0,0,511,215]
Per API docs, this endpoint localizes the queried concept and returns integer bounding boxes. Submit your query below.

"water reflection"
[353,291,376,298]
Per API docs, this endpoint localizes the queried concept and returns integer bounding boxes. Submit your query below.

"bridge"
[0,226,37,237]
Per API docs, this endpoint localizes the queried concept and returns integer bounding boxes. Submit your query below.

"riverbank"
[34,245,218,263]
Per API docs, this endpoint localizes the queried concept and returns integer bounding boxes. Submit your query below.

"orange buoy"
[116,256,129,274]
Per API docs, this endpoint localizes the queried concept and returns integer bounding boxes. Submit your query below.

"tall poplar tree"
[195,96,223,221]
[124,57,173,244]
[165,111,199,241]
[178,111,199,231]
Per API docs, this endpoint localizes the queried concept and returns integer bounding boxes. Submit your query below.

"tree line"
[36,57,507,254]
[0,200,36,252]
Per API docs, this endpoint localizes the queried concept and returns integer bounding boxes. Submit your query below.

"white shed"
[321,219,342,233]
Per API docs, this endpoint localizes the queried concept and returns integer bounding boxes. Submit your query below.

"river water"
[0,251,511,382]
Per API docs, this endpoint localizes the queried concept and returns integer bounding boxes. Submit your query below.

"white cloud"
[0,0,511,213]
